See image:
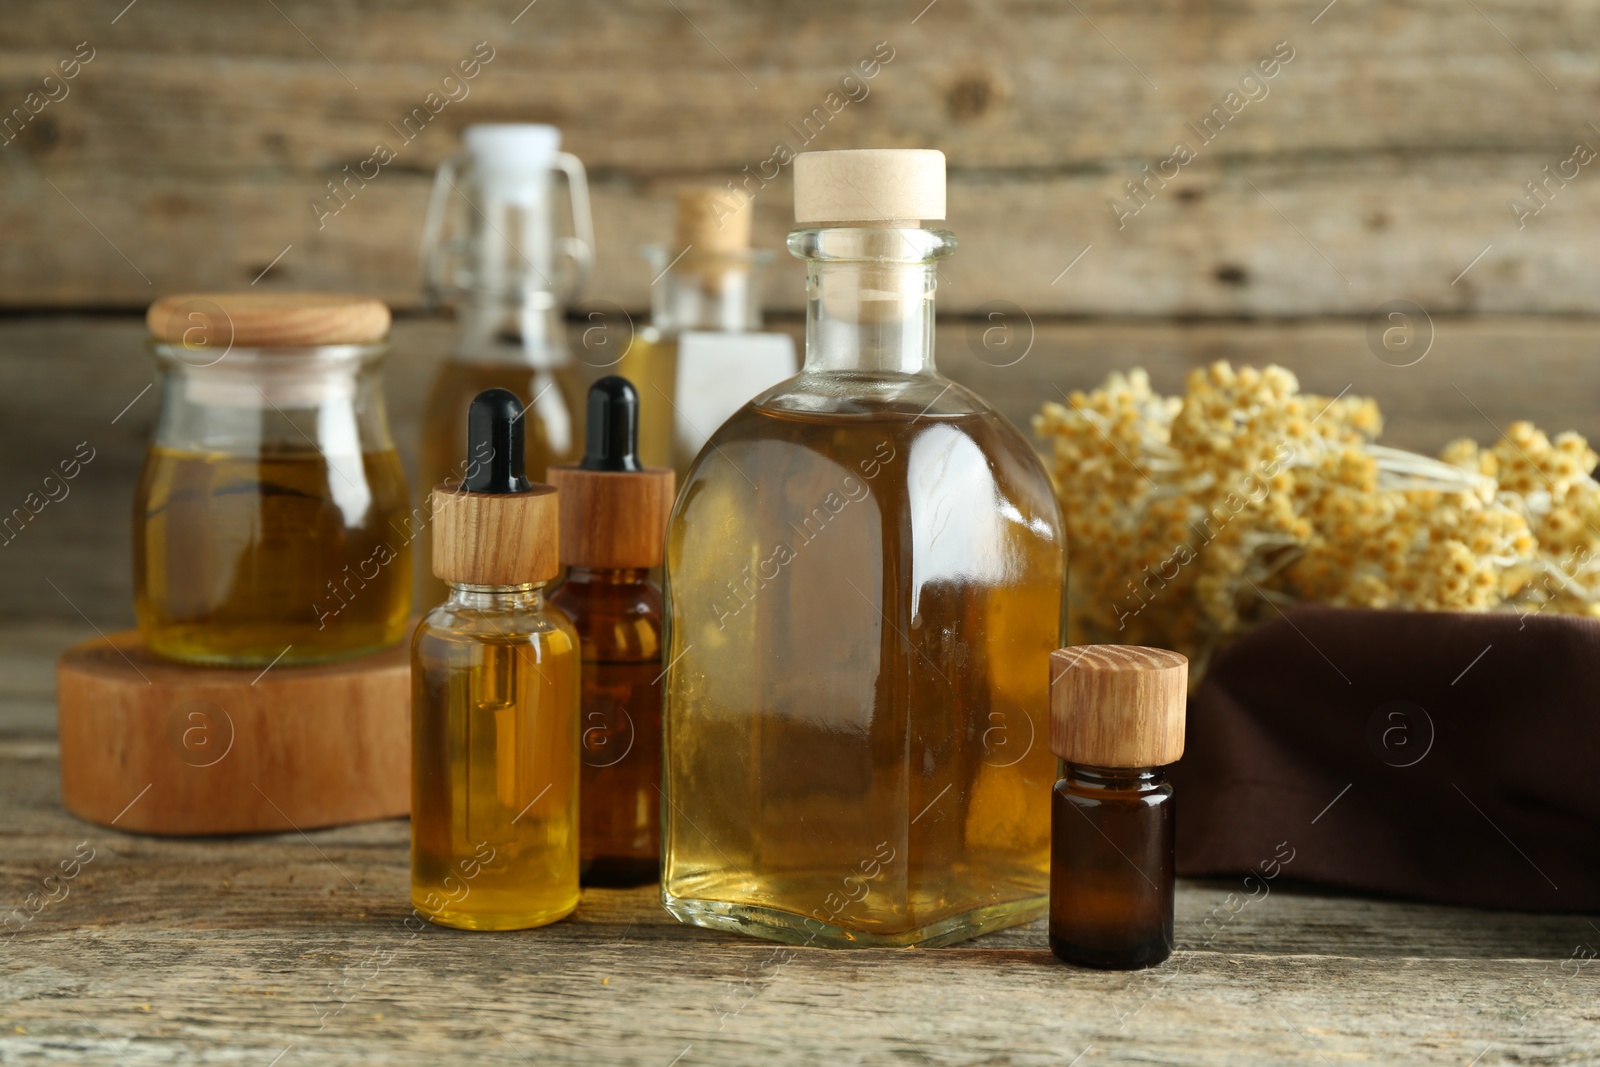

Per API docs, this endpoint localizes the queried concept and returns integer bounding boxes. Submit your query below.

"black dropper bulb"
[580,376,644,473]
[462,388,532,494]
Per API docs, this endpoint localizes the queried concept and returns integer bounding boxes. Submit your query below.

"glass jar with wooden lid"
[134,292,413,667]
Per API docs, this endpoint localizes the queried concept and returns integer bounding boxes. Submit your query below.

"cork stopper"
[546,377,675,570]
[147,292,390,348]
[675,185,753,255]
[431,389,560,586]
[793,149,946,226]
[1049,646,1187,768]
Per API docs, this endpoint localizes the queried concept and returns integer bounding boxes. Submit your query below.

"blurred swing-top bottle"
[615,187,795,478]
[417,124,594,604]
[134,292,412,666]
[660,150,1067,947]
[411,388,580,930]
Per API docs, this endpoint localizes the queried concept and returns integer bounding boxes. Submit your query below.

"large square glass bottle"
[661,150,1066,947]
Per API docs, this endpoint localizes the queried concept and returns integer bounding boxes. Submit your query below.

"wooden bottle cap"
[794,149,946,226]
[57,631,408,835]
[675,185,753,254]
[1050,645,1188,768]
[545,465,674,569]
[147,292,391,348]
[430,483,560,585]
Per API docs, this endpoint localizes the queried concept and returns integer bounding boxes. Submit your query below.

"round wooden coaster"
[57,630,410,835]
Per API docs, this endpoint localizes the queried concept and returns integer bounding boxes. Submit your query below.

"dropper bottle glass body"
[549,377,674,886]
[1050,762,1174,968]
[412,580,580,929]
[550,565,663,885]
[411,388,581,931]
[660,151,1067,948]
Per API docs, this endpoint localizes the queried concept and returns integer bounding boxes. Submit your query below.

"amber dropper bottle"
[549,377,675,886]
[1048,645,1188,969]
[411,387,581,930]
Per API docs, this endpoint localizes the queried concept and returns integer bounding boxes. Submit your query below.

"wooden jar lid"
[545,465,675,570]
[794,149,946,226]
[675,185,753,255]
[1049,645,1188,768]
[431,483,560,585]
[57,631,409,835]
[147,292,391,348]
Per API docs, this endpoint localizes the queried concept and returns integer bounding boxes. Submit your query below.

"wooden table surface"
[6,706,1599,1066]
[3,316,1600,1064]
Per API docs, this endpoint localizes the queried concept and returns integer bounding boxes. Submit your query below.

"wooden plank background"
[1,0,1598,315]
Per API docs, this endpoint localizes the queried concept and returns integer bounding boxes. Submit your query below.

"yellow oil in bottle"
[614,331,678,472]
[418,361,583,603]
[411,599,581,930]
[662,395,1065,946]
[133,445,412,666]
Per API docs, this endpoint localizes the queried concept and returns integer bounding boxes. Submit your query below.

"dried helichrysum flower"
[1034,364,1600,672]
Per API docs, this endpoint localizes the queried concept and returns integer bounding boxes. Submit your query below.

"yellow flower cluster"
[1034,363,1600,673]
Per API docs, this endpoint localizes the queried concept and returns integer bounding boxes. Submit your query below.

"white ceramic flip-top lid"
[793,149,946,226]
[463,124,561,203]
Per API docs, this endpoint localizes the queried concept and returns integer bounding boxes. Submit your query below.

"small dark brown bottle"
[1048,645,1187,970]
[548,377,675,887]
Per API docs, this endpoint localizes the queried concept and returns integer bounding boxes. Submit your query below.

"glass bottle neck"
[647,248,768,335]
[445,582,548,611]
[453,294,570,369]
[792,227,954,377]
[1062,762,1166,792]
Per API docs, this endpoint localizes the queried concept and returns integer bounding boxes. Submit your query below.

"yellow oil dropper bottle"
[411,387,581,930]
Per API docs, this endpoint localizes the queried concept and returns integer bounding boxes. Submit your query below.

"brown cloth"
[1170,604,1600,912]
